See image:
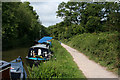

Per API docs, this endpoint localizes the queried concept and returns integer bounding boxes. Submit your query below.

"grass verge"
[27,40,86,78]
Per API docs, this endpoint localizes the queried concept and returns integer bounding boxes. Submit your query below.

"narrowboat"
[0,60,11,80]
[10,56,27,79]
[26,44,52,65]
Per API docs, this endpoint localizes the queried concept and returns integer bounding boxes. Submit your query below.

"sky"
[20,0,118,27]
[21,0,70,27]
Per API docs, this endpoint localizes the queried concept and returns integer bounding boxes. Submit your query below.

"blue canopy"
[38,37,53,44]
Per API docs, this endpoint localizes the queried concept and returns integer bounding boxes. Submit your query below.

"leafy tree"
[104,2,120,32]
[2,2,48,50]
[56,2,87,25]
[2,2,21,41]
[49,2,120,40]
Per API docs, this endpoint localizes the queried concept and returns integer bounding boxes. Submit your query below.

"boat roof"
[38,37,52,43]
[10,57,23,73]
[31,44,49,49]
[0,60,11,72]
[10,62,23,73]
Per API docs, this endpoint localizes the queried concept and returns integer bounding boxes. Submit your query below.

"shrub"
[66,32,119,73]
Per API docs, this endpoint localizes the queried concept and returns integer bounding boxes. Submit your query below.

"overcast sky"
[21,0,69,27]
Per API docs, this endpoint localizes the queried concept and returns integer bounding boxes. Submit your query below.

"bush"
[66,32,119,73]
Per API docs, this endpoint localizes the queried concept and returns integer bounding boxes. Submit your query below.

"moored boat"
[26,44,52,66]
[0,60,11,80]
[10,56,27,79]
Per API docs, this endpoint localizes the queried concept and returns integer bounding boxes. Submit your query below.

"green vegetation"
[48,2,120,40]
[2,1,120,77]
[48,2,120,74]
[27,40,86,78]
[2,2,49,50]
[64,32,119,73]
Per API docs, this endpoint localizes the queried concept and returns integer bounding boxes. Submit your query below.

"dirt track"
[61,43,118,78]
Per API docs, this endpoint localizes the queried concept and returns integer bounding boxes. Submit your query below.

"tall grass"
[27,40,86,78]
[65,32,119,73]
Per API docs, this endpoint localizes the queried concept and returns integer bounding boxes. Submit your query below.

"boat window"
[38,49,41,55]
[30,51,33,56]
[48,45,50,49]
[45,53,47,57]
[43,51,47,54]
[33,51,36,56]
[0,62,4,66]
[34,49,37,53]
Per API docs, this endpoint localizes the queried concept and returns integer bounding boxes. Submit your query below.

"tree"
[56,2,87,25]
[2,2,48,50]
[2,2,21,41]
[104,2,120,32]
[49,2,120,40]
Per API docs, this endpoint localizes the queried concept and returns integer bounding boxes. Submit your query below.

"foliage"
[56,2,87,25]
[50,2,120,74]
[49,2,120,39]
[65,32,119,73]
[48,22,85,40]
[2,2,48,50]
[27,40,86,78]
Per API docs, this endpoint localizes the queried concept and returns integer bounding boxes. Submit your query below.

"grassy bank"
[27,40,86,78]
[64,32,119,74]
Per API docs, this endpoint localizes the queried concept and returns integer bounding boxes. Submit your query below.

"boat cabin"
[10,56,27,79]
[28,44,51,58]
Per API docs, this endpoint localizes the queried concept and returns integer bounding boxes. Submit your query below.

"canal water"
[2,47,30,74]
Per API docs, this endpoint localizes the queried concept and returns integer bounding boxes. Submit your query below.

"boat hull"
[0,60,11,80]
[25,56,49,66]
[10,56,27,79]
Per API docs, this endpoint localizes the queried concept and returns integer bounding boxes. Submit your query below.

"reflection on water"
[2,47,29,74]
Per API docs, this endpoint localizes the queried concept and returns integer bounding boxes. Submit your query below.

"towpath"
[61,43,118,78]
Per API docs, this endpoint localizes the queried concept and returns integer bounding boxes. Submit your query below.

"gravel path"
[61,43,118,78]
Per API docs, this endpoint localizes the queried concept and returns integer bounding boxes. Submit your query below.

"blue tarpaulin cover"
[38,37,52,44]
